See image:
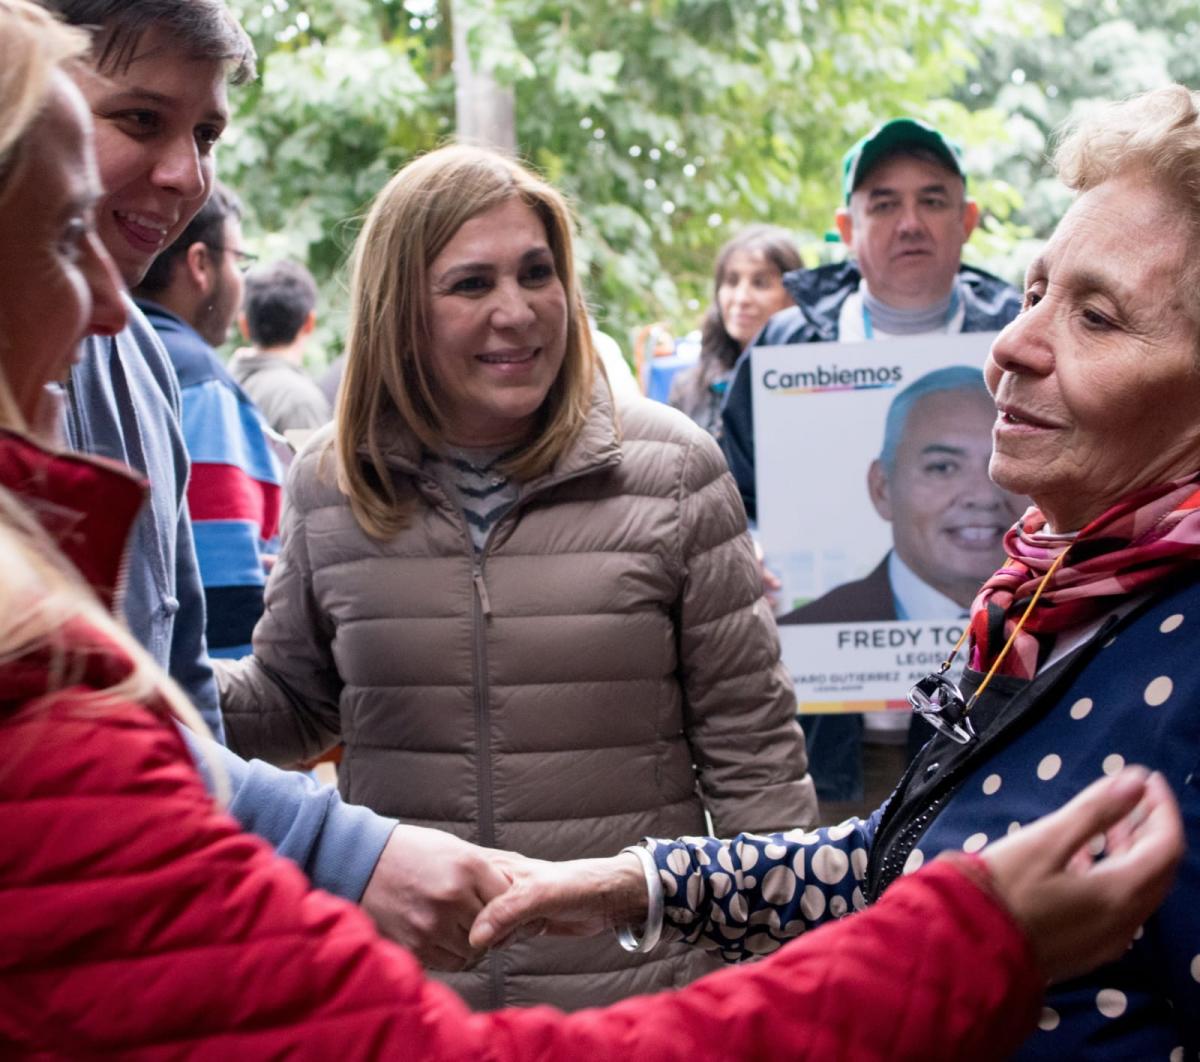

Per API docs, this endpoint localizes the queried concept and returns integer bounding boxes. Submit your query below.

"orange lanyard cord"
[942,548,1070,712]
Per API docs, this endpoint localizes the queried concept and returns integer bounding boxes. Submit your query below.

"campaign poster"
[752,332,1020,713]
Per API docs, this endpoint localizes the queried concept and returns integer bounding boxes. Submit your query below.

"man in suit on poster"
[781,365,1023,626]
[779,366,1024,809]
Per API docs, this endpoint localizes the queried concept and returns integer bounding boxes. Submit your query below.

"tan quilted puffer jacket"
[220,382,815,1011]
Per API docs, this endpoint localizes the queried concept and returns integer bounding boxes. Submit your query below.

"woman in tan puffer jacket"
[219,144,815,1012]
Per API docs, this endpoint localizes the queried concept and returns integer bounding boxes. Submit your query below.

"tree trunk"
[450,0,516,154]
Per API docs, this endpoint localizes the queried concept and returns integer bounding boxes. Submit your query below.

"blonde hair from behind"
[0,0,222,785]
[1054,84,1200,327]
[336,144,596,540]
[0,0,88,192]
[0,0,89,431]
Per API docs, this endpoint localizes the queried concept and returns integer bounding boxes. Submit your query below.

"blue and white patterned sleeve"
[647,814,878,962]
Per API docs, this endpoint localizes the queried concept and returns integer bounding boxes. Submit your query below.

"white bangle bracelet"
[614,844,664,954]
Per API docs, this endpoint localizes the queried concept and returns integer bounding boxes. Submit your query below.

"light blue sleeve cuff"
[180,725,397,901]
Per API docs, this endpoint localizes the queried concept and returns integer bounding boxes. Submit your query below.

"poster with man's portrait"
[753,332,1025,713]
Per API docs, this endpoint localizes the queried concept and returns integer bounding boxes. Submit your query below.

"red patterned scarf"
[967,475,1200,679]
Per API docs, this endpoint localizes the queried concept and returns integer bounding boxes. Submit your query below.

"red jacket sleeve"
[0,693,1041,1060]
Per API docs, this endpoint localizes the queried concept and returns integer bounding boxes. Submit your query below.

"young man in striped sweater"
[133,182,282,659]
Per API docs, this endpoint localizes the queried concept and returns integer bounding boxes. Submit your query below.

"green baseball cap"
[841,118,966,204]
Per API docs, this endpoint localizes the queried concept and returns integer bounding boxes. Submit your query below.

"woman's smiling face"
[425,198,568,448]
[0,73,126,423]
[987,171,1200,531]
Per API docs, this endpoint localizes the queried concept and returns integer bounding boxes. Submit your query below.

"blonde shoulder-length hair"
[0,0,87,431]
[0,0,218,770]
[336,144,597,540]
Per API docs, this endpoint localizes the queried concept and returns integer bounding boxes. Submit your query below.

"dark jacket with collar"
[869,581,1200,1059]
[720,261,1021,521]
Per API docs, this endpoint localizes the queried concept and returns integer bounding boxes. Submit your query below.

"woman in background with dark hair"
[669,226,801,437]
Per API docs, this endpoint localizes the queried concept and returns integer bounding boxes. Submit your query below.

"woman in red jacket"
[0,2,1185,1057]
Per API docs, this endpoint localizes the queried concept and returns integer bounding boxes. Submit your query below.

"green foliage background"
[220,0,1179,364]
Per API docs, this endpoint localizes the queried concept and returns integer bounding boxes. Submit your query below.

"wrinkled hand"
[360,824,513,971]
[980,766,1183,984]
[469,851,647,951]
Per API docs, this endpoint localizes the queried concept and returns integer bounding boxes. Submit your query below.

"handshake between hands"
[360,767,1183,985]
[360,823,648,972]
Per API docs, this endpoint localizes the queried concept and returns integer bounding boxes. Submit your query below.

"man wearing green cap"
[720,117,1020,523]
[720,118,1021,811]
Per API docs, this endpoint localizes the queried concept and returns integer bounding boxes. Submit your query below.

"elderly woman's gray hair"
[1054,85,1200,323]
[1054,85,1200,194]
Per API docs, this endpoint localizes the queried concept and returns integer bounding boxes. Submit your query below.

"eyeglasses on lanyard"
[907,549,1068,745]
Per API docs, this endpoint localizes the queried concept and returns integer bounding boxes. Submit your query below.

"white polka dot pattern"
[800,885,825,921]
[761,865,795,905]
[1191,953,1200,982]
[850,846,868,879]
[812,845,849,885]
[1144,675,1173,706]
[1069,697,1093,720]
[963,832,988,853]
[1102,753,1125,776]
[1095,988,1127,1019]
[1038,1007,1060,1031]
[903,848,924,874]
[982,773,1002,795]
[667,849,690,876]
[1159,613,1184,633]
[1037,753,1062,781]
[650,820,871,959]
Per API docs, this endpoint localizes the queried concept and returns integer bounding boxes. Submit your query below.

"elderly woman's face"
[985,172,1200,531]
[0,73,126,424]
[425,198,568,448]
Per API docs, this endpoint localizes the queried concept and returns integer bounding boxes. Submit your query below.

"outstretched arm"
[471,816,873,958]
[183,727,510,970]
[471,768,1182,981]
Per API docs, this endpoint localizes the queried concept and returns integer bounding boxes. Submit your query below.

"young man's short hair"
[41,0,255,82]
[243,260,319,348]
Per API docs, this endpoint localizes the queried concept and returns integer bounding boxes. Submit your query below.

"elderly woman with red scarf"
[472,85,1200,1062]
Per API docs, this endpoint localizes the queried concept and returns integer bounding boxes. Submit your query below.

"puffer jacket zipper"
[413,448,621,1011]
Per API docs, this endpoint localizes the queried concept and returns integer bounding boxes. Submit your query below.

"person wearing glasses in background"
[133,183,282,662]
